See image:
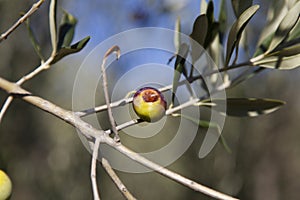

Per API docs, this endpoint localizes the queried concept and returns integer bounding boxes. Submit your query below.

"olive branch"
[0,0,300,199]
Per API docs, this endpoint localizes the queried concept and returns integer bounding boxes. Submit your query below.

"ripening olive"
[0,170,12,200]
[132,87,167,122]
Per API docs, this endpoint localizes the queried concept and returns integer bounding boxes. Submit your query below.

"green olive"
[132,87,167,122]
[0,170,12,200]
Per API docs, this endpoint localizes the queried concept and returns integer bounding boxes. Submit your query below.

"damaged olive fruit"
[0,170,12,200]
[132,87,167,122]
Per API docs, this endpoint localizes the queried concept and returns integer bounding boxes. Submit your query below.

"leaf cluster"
[170,0,300,150]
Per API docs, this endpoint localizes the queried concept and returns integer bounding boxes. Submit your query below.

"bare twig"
[100,45,121,141]
[104,119,142,135]
[91,139,101,200]
[107,142,239,200]
[101,158,137,200]
[0,0,45,43]
[77,61,252,118]
[0,77,239,200]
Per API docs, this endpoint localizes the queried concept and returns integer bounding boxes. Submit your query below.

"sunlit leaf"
[202,98,285,117]
[252,53,300,70]
[288,19,300,40]
[49,0,57,54]
[256,0,287,46]
[57,10,77,49]
[266,1,300,53]
[268,42,300,57]
[51,36,90,64]
[25,19,44,61]
[231,0,253,18]
[174,114,231,153]
[225,5,259,66]
[174,17,181,53]
[253,33,274,57]
[200,0,208,14]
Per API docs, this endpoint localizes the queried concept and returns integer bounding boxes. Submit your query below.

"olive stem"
[91,138,101,200]
[100,45,121,141]
[0,0,45,43]
[101,157,137,200]
[76,61,252,118]
[0,76,239,200]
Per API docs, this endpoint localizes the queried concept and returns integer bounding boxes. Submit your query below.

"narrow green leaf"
[256,0,287,47]
[25,19,44,61]
[57,10,78,49]
[269,42,300,57]
[252,53,300,70]
[206,1,214,26]
[200,0,208,14]
[218,0,227,43]
[253,32,274,57]
[51,36,90,64]
[231,0,253,18]
[190,15,208,63]
[202,98,285,117]
[174,17,181,53]
[178,114,231,153]
[204,1,219,48]
[266,1,300,53]
[172,43,189,104]
[225,5,259,66]
[288,19,300,40]
[49,0,57,54]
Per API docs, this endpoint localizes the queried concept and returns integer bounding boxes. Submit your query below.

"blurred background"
[0,0,300,199]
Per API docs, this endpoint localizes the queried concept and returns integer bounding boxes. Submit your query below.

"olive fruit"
[132,87,167,122]
[0,170,12,200]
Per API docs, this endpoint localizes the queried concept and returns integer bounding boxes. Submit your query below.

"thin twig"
[0,77,239,200]
[104,119,142,135]
[100,45,121,141]
[91,139,101,200]
[101,158,137,200]
[0,0,45,43]
[77,61,252,118]
[106,141,239,200]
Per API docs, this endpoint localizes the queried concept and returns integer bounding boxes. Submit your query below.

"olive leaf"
[202,98,285,117]
[49,0,57,54]
[288,19,300,41]
[173,114,231,153]
[204,1,219,49]
[174,17,181,53]
[200,0,208,14]
[231,0,253,18]
[252,53,300,70]
[225,5,259,66]
[25,19,44,61]
[266,1,300,53]
[51,36,90,64]
[218,0,227,43]
[253,32,274,57]
[57,10,78,50]
[256,0,287,48]
[189,14,207,63]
